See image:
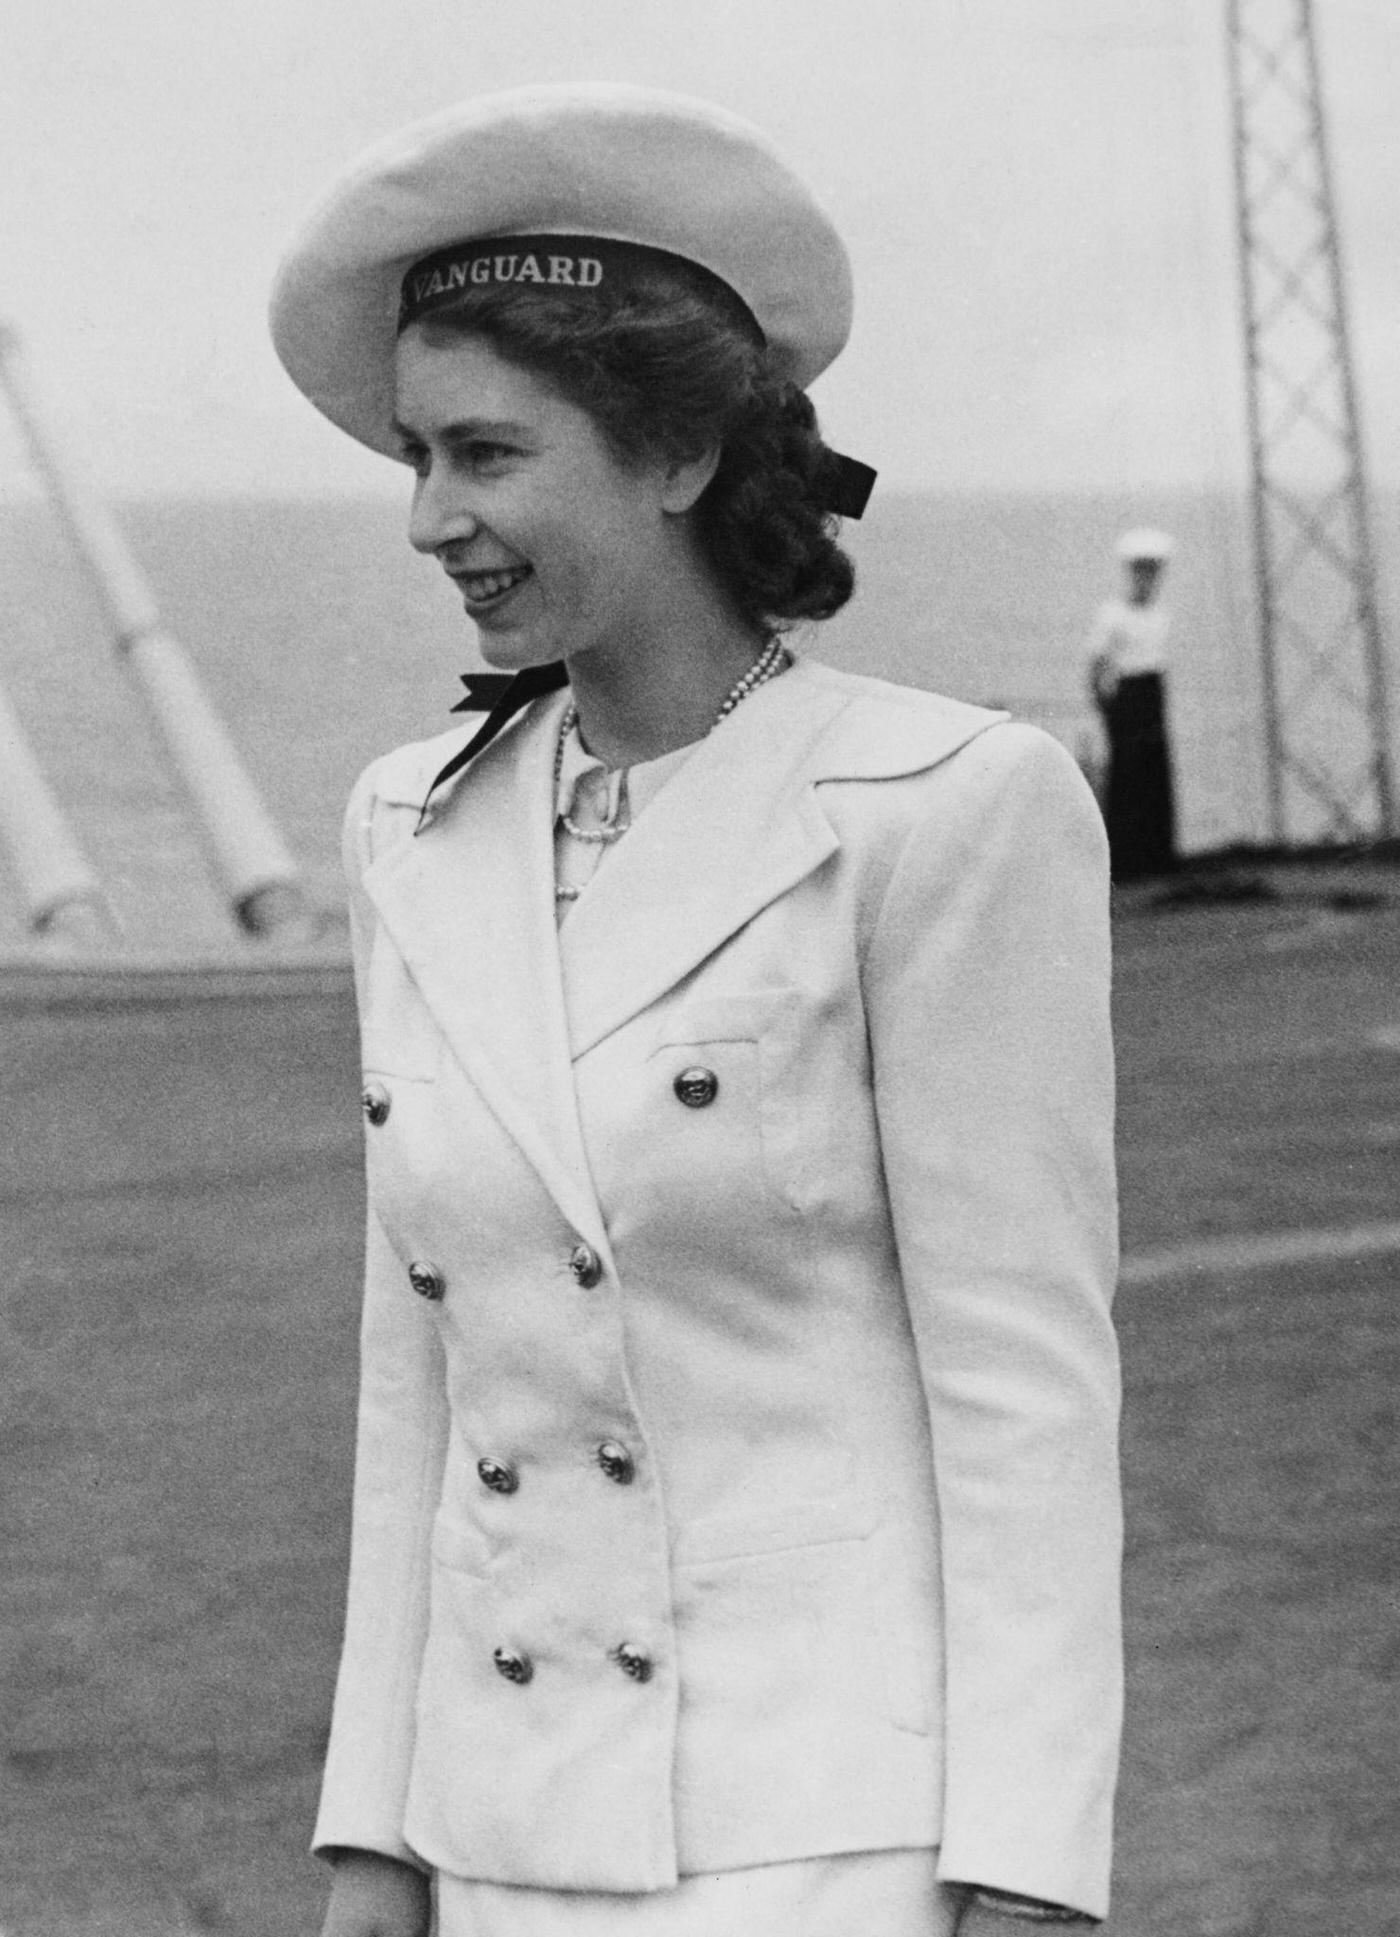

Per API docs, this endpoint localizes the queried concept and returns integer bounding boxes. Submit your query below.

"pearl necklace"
[553,639,790,852]
[713,635,790,721]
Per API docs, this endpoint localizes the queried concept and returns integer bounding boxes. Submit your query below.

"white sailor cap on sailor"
[269,82,855,463]
[1115,527,1175,564]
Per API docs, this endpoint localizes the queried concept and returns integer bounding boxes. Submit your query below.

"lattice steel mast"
[1226,0,1394,843]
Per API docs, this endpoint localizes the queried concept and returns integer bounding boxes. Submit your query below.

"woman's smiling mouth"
[452,564,533,610]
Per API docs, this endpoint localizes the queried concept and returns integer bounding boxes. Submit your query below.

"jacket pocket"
[672,1523,932,1755]
[649,990,805,1210]
[672,1506,935,1737]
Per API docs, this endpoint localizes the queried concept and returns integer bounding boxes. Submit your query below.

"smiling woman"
[269,81,1121,1937]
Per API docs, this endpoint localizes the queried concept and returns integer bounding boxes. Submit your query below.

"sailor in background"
[1085,528,1179,881]
[271,82,1122,1937]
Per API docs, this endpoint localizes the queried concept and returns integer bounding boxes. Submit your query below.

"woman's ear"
[659,444,721,515]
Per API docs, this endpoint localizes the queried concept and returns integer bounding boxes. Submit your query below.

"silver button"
[477,1457,519,1495]
[361,1080,391,1126]
[407,1260,445,1301]
[493,1647,533,1685]
[611,1642,653,1683]
[673,1067,719,1108]
[568,1242,603,1289]
[595,1441,635,1485]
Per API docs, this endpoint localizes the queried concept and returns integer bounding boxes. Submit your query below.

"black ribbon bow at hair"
[816,450,877,520]
[414,444,875,830]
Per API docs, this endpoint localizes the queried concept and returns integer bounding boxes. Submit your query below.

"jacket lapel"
[360,691,606,1245]
[556,663,848,1058]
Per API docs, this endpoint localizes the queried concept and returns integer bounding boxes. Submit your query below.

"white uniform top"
[1084,598,1171,696]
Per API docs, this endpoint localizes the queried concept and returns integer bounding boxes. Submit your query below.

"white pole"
[0,674,109,940]
[0,323,303,935]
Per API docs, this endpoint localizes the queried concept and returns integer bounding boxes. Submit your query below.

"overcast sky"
[0,0,1395,496]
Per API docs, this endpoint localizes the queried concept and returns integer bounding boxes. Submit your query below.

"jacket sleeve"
[863,723,1122,1919]
[311,767,449,1869]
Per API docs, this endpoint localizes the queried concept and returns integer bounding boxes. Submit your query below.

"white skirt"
[435,1850,958,1937]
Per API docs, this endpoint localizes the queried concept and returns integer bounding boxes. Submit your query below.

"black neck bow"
[415,660,569,832]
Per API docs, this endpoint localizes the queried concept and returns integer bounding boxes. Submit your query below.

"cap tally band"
[399,233,765,342]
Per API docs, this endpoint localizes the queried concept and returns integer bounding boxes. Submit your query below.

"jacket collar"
[554,661,846,1055]
[360,658,1001,1229]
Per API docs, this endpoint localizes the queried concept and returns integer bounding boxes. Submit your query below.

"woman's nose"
[408,471,480,555]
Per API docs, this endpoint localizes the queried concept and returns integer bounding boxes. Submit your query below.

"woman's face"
[1126,558,1164,604]
[395,328,679,673]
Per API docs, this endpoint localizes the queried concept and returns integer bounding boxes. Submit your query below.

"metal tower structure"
[1226,0,1395,844]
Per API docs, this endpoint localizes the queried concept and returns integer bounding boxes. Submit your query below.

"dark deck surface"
[3,872,1398,1935]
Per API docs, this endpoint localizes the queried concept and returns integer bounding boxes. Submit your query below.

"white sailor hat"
[1115,527,1175,563]
[269,83,854,464]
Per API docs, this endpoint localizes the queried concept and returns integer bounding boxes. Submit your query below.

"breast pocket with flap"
[647,989,816,1212]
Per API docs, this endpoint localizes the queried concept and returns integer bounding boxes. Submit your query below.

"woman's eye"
[399,437,516,477]
[461,441,514,470]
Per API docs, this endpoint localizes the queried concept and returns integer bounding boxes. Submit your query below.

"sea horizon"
[2,485,1396,958]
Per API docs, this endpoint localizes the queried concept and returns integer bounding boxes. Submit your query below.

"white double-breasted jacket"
[314,657,1122,1919]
